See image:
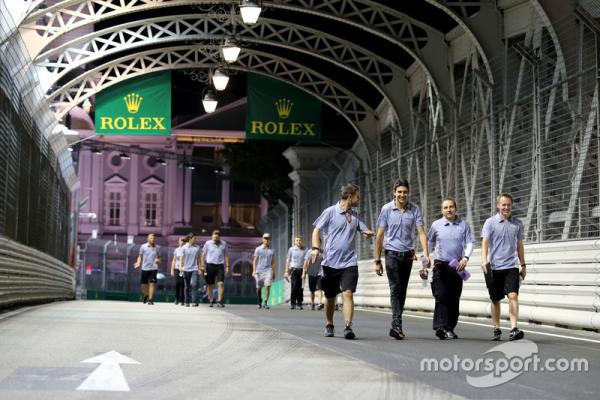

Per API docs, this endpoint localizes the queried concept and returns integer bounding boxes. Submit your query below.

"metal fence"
[264,9,600,260]
[77,239,259,301]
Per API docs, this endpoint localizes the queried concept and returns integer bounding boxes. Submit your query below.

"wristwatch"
[312,247,321,252]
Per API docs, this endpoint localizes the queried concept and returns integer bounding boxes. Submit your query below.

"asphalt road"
[0,300,597,400]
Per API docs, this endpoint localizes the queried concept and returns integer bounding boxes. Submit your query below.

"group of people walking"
[307,179,526,342]
[134,178,526,344]
[134,230,230,307]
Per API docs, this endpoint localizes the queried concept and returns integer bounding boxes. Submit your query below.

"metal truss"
[20,0,471,102]
[45,45,372,138]
[35,14,399,123]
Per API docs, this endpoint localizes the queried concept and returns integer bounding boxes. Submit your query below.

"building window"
[144,192,158,226]
[109,192,122,226]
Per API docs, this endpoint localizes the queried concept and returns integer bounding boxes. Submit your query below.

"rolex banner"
[245,73,321,141]
[95,71,171,135]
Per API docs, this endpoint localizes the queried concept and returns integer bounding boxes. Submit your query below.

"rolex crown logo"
[124,93,143,114]
[275,98,293,119]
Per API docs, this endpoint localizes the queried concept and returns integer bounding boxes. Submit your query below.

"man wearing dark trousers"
[481,192,526,341]
[311,183,373,340]
[134,233,161,305]
[427,198,474,339]
[285,235,308,310]
[181,233,202,307]
[170,236,187,305]
[374,179,430,340]
[201,230,230,308]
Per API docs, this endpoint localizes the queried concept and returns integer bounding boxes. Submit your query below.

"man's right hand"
[375,263,383,276]
[482,263,489,274]
[133,262,140,269]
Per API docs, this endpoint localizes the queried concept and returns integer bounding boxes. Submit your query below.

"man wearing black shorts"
[134,233,161,305]
[481,193,527,341]
[201,230,229,307]
[311,183,373,339]
[302,251,323,310]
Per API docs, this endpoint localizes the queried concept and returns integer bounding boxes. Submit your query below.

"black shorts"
[484,268,520,301]
[321,266,358,298]
[205,263,225,285]
[308,275,321,292]
[140,270,158,284]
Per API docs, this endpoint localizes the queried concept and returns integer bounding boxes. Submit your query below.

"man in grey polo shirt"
[253,233,276,309]
[427,197,474,340]
[374,178,430,340]
[285,234,308,310]
[134,233,161,305]
[481,192,526,341]
[180,233,202,307]
[201,230,230,308]
[311,183,374,340]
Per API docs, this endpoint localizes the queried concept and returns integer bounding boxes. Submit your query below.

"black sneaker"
[143,295,148,304]
[317,303,324,310]
[174,301,179,305]
[217,301,225,308]
[209,301,214,308]
[324,324,335,337]
[389,327,405,340]
[192,303,199,307]
[258,303,262,309]
[446,330,459,339]
[343,325,356,340]
[290,304,296,310]
[185,303,190,307]
[311,303,316,310]
[492,328,502,341]
[180,302,185,306]
[298,305,303,310]
[263,302,270,309]
[509,328,524,341]
[435,328,447,340]
[147,300,154,305]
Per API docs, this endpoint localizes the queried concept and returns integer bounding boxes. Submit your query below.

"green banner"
[246,73,321,141]
[95,71,171,135]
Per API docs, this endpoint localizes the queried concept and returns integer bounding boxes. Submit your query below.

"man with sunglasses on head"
[374,179,430,340]
[253,233,276,309]
[311,183,374,340]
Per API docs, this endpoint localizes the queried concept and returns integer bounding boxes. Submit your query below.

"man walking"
[311,183,373,339]
[302,249,323,310]
[253,233,275,309]
[170,236,187,306]
[427,198,474,339]
[201,230,230,308]
[286,235,308,310]
[181,233,202,307]
[374,179,430,339]
[134,233,161,305]
[481,193,526,341]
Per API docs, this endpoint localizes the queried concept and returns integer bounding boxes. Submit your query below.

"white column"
[220,166,230,226]
[127,154,140,236]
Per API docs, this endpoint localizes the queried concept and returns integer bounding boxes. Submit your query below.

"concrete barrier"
[0,236,75,308]
[299,240,600,330]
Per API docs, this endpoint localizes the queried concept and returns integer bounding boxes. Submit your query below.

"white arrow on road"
[76,350,140,392]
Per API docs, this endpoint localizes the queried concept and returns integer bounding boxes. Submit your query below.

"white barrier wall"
[299,241,600,330]
[0,236,75,308]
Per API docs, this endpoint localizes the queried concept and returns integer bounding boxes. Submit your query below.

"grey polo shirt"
[427,217,474,262]
[139,243,160,271]
[182,244,201,272]
[481,213,524,270]
[254,245,275,272]
[203,240,228,264]
[376,201,424,252]
[313,202,369,269]
[287,246,308,269]
[173,246,184,270]
[304,251,323,277]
